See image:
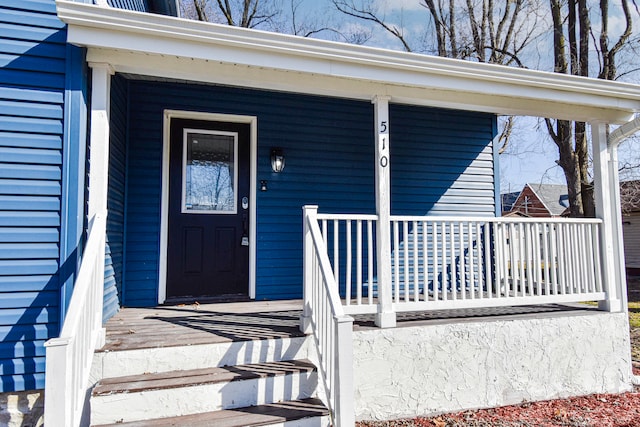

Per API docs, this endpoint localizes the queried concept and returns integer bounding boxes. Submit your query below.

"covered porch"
[49,1,640,426]
[93,300,630,423]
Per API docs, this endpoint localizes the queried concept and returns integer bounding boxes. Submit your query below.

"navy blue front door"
[166,118,250,300]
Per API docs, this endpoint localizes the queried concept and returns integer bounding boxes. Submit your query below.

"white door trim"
[159,110,258,303]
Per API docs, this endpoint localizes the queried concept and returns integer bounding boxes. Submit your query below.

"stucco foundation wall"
[352,311,632,421]
[0,390,43,427]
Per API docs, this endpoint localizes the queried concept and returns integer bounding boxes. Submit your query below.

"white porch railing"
[314,212,605,314]
[301,206,355,427]
[44,211,107,427]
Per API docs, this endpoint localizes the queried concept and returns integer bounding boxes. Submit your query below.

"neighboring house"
[1,1,640,426]
[506,183,570,217]
[621,180,640,275]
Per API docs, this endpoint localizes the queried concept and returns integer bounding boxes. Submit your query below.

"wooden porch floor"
[102,300,597,352]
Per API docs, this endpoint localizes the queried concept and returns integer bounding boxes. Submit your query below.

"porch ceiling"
[57,1,640,124]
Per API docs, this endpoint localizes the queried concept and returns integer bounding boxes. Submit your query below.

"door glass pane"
[183,130,237,213]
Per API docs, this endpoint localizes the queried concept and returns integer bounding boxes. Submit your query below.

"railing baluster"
[593,222,603,293]
[422,221,428,302]
[524,223,533,296]
[367,220,374,305]
[403,221,409,301]
[459,222,466,300]
[450,222,457,301]
[557,224,566,294]
[442,222,448,302]
[413,221,419,302]
[346,221,352,305]
[468,222,475,300]
[334,220,339,288]
[356,220,362,305]
[518,223,525,297]
[322,219,327,242]
[484,222,492,298]
[580,224,588,294]
[432,222,439,302]
[393,221,400,303]
[541,223,550,296]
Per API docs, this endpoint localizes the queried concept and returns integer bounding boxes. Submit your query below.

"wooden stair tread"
[92,397,329,427]
[93,359,316,396]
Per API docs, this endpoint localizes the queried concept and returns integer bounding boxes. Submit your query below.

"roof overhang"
[57,1,640,124]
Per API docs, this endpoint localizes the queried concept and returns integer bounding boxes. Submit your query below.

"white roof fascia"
[56,1,640,123]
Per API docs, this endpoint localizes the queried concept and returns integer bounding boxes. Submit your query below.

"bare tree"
[545,0,635,217]
[181,0,371,43]
[620,179,640,214]
[332,0,544,155]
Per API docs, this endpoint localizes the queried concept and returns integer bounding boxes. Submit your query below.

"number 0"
[380,156,388,167]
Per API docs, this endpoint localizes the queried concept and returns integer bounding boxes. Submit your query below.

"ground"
[356,274,640,427]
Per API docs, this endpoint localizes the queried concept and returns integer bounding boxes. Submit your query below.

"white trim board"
[160,110,258,303]
[57,1,640,124]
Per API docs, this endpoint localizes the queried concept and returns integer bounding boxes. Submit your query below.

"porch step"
[92,398,331,427]
[90,359,320,425]
[91,335,310,379]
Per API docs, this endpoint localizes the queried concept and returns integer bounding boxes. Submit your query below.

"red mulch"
[358,382,640,427]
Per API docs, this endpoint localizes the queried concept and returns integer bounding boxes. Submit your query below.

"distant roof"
[526,183,569,216]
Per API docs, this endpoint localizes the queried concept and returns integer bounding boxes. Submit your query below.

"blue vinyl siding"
[0,0,80,393]
[117,79,495,304]
[108,0,148,12]
[103,75,128,321]
[107,0,178,16]
[390,104,497,216]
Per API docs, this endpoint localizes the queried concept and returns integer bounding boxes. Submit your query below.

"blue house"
[2,1,640,425]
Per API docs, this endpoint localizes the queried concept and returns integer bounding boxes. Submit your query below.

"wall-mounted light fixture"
[270,148,285,173]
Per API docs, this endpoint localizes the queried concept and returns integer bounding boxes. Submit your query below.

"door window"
[182,129,238,214]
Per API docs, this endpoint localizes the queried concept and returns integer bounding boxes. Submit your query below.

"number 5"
[380,121,387,133]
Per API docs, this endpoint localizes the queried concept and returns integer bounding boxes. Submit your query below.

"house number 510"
[380,123,388,167]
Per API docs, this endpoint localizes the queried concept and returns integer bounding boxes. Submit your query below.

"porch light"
[270,148,285,173]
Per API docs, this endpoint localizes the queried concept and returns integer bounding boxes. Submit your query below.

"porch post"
[591,122,623,312]
[372,95,396,328]
[610,145,629,311]
[88,63,114,218]
[300,205,318,334]
[88,62,114,346]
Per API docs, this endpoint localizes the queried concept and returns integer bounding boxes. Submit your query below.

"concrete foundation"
[352,310,632,421]
[0,390,44,427]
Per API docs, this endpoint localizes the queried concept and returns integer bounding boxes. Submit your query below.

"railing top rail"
[305,214,347,318]
[50,210,107,342]
[316,213,379,221]
[389,215,603,224]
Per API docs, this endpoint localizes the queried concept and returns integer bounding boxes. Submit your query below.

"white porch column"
[592,122,623,312]
[610,144,629,310]
[372,95,396,328]
[88,62,113,347]
[88,63,114,218]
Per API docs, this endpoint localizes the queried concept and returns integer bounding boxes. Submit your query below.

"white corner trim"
[159,110,258,304]
[56,1,640,124]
